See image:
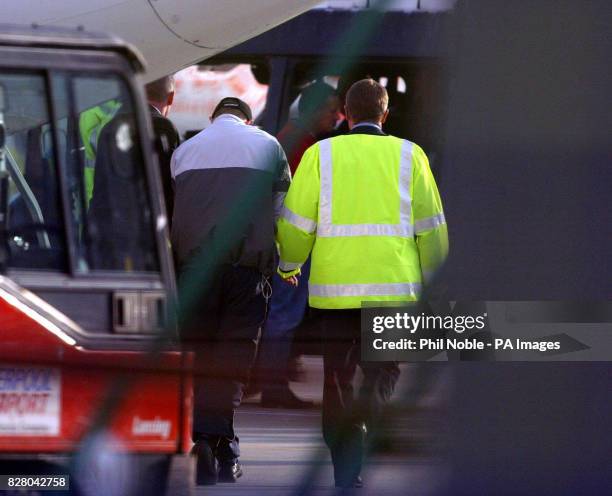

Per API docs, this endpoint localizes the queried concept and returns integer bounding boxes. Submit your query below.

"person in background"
[276,79,448,487]
[257,81,341,409]
[79,100,122,203]
[87,90,158,272]
[332,68,373,136]
[145,75,180,224]
[278,81,341,174]
[171,97,290,485]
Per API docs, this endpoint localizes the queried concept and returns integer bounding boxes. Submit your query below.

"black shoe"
[191,440,218,485]
[335,476,363,488]
[287,355,307,382]
[261,388,314,409]
[218,462,243,483]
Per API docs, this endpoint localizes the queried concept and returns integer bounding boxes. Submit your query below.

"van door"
[0,66,174,348]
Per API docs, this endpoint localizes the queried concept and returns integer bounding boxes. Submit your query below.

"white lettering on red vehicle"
[132,416,171,439]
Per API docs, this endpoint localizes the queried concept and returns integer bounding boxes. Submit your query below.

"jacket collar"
[148,103,163,116]
[213,114,246,125]
[348,122,386,136]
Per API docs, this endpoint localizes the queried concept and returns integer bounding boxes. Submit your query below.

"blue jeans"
[259,258,311,397]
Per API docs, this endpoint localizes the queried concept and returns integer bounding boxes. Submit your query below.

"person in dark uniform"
[87,88,159,273]
[171,97,291,485]
[145,76,180,225]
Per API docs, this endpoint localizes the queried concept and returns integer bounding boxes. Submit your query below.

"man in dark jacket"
[171,97,291,485]
[145,76,180,224]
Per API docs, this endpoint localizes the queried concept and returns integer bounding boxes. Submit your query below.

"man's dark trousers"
[182,264,267,462]
[317,309,400,486]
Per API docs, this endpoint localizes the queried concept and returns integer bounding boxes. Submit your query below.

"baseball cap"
[212,97,252,121]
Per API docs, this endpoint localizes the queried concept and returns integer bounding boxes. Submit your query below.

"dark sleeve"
[152,115,180,222]
[275,144,291,191]
[152,114,180,152]
[273,143,291,223]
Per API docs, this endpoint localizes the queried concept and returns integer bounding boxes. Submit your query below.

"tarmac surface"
[188,405,447,496]
[180,357,450,496]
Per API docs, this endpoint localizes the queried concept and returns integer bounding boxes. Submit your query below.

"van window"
[0,71,67,271]
[51,73,159,274]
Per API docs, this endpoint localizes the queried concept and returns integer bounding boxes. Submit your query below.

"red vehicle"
[0,25,192,495]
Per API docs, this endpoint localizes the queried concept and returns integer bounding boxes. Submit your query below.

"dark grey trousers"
[182,264,267,462]
[318,309,400,486]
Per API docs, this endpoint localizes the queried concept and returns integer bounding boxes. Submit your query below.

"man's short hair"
[345,78,389,123]
[145,75,175,104]
[298,81,336,117]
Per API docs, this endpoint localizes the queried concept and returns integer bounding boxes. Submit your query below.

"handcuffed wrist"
[277,266,301,278]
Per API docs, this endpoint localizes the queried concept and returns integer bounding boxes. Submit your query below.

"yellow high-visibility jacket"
[276,127,448,309]
[79,100,122,203]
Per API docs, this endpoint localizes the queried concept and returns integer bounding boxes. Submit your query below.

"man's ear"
[381,108,390,124]
[344,105,353,123]
[167,91,175,106]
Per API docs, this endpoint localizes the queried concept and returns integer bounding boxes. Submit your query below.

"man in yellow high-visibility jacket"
[79,100,122,203]
[276,79,448,488]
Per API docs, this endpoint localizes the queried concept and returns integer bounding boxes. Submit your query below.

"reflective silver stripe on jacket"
[318,139,333,231]
[279,259,302,271]
[415,212,446,234]
[317,139,414,237]
[317,224,413,237]
[281,205,317,233]
[309,282,422,298]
